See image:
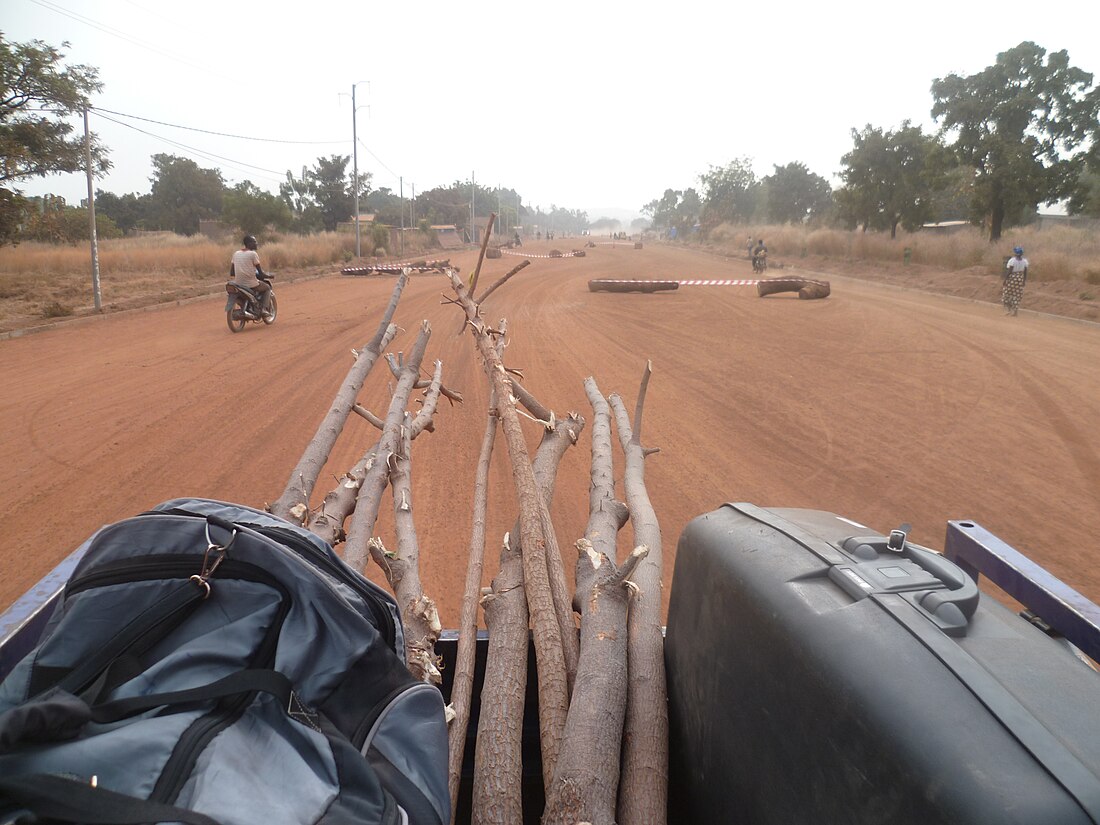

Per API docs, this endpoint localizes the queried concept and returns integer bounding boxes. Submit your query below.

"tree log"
[544,378,634,825]
[448,328,504,818]
[610,362,668,825]
[270,270,409,523]
[472,535,527,825]
[446,268,569,792]
[342,320,432,574]
[588,280,679,293]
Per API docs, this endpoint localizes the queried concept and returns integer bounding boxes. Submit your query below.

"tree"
[837,122,953,237]
[1068,168,1100,217]
[698,158,761,228]
[21,197,120,243]
[94,190,150,233]
[763,162,833,225]
[221,181,292,235]
[148,154,225,235]
[0,34,109,245]
[931,41,1100,241]
[307,155,355,232]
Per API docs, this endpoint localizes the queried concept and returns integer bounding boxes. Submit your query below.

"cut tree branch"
[270,271,410,523]
[609,360,668,825]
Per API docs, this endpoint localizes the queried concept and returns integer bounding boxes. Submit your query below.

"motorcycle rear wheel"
[262,294,278,325]
[226,304,246,333]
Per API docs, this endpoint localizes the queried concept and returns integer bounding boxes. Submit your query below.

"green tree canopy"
[698,158,761,228]
[763,162,833,225]
[837,122,953,237]
[148,154,225,235]
[94,190,150,233]
[0,34,108,245]
[222,181,292,235]
[931,41,1100,241]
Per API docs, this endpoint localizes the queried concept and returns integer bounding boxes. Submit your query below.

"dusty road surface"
[2,240,1099,626]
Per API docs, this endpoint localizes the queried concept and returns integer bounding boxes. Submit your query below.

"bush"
[41,301,72,318]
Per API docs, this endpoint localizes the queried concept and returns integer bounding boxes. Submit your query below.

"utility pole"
[470,171,475,245]
[400,176,405,257]
[83,106,101,311]
[411,183,415,228]
[351,84,360,258]
[346,82,369,258]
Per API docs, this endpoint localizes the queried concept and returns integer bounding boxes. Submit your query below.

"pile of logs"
[269,212,667,825]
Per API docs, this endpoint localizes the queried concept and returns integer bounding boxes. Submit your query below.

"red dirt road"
[2,241,1099,625]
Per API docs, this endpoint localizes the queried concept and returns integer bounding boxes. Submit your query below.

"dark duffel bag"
[0,498,449,825]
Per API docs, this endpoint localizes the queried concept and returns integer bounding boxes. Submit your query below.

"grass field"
[0,231,439,330]
[3,222,1099,332]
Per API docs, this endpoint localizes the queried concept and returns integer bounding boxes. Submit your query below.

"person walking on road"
[1003,246,1029,316]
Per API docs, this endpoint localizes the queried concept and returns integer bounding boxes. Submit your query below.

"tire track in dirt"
[3,247,1099,623]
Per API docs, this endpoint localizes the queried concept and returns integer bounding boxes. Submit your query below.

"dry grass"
[711,222,1100,282]
[0,230,440,331]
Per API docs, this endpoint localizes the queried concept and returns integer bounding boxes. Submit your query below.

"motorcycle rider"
[752,239,768,273]
[230,235,272,318]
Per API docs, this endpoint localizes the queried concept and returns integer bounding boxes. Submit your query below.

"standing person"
[230,234,272,317]
[1003,246,1029,316]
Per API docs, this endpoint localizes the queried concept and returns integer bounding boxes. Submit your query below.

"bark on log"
[544,543,647,825]
[270,270,409,523]
[474,260,530,305]
[468,212,497,298]
[543,378,634,825]
[371,413,442,683]
[588,280,679,293]
[446,268,569,792]
[448,328,504,818]
[755,277,830,298]
[610,362,669,825]
[472,535,527,825]
[306,449,374,546]
[342,320,432,574]
[799,281,831,299]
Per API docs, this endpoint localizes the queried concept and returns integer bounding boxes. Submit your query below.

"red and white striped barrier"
[499,249,580,259]
[342,258,450,275]
[678,279,761,286]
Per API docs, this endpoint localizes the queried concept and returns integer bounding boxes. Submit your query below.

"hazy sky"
[6,0,1100,220]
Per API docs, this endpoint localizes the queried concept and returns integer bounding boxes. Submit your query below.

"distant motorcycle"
[752,251,768,274]
[225,275,277,333]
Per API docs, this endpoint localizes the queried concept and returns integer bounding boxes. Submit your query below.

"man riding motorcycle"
[751,239,768,274]
[230,235,273,318]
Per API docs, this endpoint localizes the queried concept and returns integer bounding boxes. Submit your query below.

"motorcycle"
[225,275,277,333]
[752,251,768,274]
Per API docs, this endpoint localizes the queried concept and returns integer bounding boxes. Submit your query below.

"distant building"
[921,220,970,234]
[433,225,462,249]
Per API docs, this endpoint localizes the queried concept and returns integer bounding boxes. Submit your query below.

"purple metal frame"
[944,520,1100,665]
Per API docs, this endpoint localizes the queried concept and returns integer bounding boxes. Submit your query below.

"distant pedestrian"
[1003,246,1029,316]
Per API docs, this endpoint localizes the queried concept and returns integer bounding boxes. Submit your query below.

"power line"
[92,107,348,145]
[27,0,220,79]
[92,111,288,183]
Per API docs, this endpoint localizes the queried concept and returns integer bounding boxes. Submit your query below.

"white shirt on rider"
[231,249,262,288]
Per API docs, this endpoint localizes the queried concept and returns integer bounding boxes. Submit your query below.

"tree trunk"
[610,362,668,825]
[472,535,527,825]
[370,414,441,683]
[342,320,432,574]
[448,336,503,819]
[446,269,569,791]
[270,271,409,523]
[544,377,633,825]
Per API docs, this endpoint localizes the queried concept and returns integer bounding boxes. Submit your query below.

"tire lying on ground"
[588,279,679,293]
[756,278,831,299]
[485,247,502,259]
